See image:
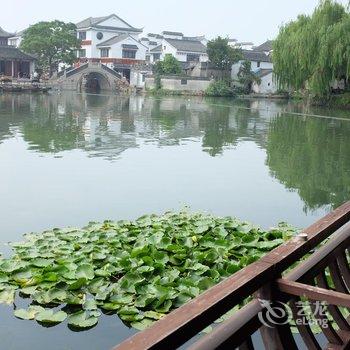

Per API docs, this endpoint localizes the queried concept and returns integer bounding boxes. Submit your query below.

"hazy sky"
[1,0,349,44]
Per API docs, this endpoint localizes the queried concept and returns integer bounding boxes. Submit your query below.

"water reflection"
[267,114,350,211]
[0,94,271,159]
[0,92,349,213]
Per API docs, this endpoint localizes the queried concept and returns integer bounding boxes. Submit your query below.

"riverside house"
[142,31,208,64]
[231,40,277,94]
[0,27,35,78]
[75,14,148,82]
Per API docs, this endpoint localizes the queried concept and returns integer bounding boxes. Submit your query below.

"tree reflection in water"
[0,92,349,212]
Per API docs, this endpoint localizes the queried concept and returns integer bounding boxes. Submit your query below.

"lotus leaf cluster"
[0,212,296,330]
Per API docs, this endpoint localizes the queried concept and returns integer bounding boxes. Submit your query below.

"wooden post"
[257,284,298,350]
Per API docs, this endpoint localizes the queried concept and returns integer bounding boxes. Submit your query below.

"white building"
[232,40,277,94]
[143,31,208,64]
[8,29,25,48]
[75,14,148,83]
[228,39,255,51]
[252,69,277,94]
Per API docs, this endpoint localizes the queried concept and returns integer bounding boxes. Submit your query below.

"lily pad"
[68,311,98,328]
[0,211,298,332]
[14,306,45,320]
[36,309,67,324]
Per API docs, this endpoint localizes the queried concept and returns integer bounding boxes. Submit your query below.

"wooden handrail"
[277,279,350,308]
[113,201,350,350]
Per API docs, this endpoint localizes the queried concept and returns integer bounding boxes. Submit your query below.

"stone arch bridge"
[56,62,129,92]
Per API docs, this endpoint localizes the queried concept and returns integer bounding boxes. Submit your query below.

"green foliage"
[0,211,297,331]
[267,114,350,210]
[154,74,162,90]
[207,37,242,74]
[20,20,81,76]
[237,61,261,94]
[154,54,182,75]
[205,79,234,97]
[273,0,350,97]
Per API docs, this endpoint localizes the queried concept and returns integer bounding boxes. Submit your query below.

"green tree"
[20,21,81,77]
[207,36,242,78]
[154,54,182,75]
[273,0,350,97]
[237,61,261,94]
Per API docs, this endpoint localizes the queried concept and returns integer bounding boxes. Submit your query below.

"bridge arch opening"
[80,72,111,92]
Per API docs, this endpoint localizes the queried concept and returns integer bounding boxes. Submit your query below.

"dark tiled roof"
[255,68,273,78]
[140,37,149,41]
[148,33,163,39]
[0,27,14,38]
[150,45,162,52]
[94,25,142,33]
[183,35,206,42]
[96,34,128,47]
[148,41,158,46]
[76,14,141,32]
[165,38,207,53]
[162,31,183,36]
[76,16,109,28]
[242,50,271,63]
[122,44,138,50]
[254,40,273,52]
[0,46,36,60]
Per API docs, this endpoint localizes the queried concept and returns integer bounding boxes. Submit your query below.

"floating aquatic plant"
[0,212,297,330]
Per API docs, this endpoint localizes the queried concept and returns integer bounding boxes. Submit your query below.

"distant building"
[8,29,25,48]
[252,69,277,94]
[232,40,276,94]
[229,39,255,51]
[253,40,273,55]
[0,27,35,78]
[75,14,148,81]
[144,31,208,64]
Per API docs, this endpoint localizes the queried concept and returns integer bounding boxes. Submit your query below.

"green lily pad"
[0,289,15,304]
[76,264,94,280]
[14,306,45,320]
[36,309,67,323]
[131,318,154,330]
[68,311,98,328]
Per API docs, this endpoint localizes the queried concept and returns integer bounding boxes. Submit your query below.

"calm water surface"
[0,92,349,349]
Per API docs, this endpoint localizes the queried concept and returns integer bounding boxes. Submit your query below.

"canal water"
[0,92,349,349]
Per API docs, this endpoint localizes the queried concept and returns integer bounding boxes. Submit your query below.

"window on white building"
[187,54,200,62]
[77,49,86,58]
[153,53,161,61]
[78,32,86,40]
[122,50,136,59]
[100,48,110,58]
[257,61,261,68]
[9,39,17,46]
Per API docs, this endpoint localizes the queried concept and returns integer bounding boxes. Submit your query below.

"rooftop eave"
[94,25,143,33]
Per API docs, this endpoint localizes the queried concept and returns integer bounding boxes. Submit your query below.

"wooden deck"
[114,202,350,350]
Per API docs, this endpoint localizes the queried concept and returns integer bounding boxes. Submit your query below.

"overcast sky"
[1,0,349,44]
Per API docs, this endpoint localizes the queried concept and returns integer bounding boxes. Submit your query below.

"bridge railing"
[65,63,89,78]
[100,64,123,79]
[114,202,350,350]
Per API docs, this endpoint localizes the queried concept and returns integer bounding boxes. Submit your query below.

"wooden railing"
[114,202,350,350]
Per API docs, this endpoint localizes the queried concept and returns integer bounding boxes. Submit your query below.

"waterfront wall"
[145,76,211,93]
